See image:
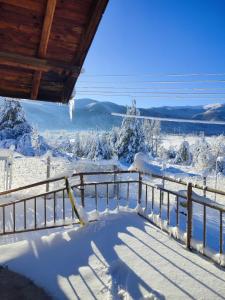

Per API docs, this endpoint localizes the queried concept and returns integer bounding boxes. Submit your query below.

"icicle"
[68,96,75,120]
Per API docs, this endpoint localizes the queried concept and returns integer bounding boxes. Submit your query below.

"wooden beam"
[31,0,57,99]
[61,0,108,103]
[31,71,42,100]
[38,0,57,58]
[0,51,79,73]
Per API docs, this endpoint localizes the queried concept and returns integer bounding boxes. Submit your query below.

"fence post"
[46,155,51,192]
[138,172,142,204]
[113,165,117,198]
[203,176,206,197]
[80,174,85,207]
[186,182,193,250]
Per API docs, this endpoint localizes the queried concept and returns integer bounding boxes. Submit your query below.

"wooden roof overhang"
[0,0,108,103]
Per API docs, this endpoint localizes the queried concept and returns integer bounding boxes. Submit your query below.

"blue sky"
[76,0,225,108]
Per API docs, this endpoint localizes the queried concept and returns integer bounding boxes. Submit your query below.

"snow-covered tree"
[57,136,73,154]
[80,131,96,157]
[192,136,214,171]
[143,119,161,156]
[71,132,83,157]
[0,99,52,156]
[88,132,112,160]
[0,99,32,141]
[210,135,225,160]
[174,141,192,165]
[116,100,146,164]
[109,126,119,155]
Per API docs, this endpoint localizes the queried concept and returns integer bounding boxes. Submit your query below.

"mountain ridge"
[1,98,225,135]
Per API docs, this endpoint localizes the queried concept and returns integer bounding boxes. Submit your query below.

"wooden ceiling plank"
[0,0,109,103]
[0,51,79,73]
[31,0,57,99]
[0,0,45,13]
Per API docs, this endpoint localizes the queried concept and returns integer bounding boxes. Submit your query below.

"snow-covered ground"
[0,212,224,300]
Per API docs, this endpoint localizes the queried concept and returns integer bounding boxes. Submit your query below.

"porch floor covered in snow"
[0,212,225,300]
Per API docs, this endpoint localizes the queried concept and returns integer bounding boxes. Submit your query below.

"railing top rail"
[0,177,140,207]
[143,178,225,212]
[0,176,66,197]
[141,171,225,197]
[0,170,139,197]
[77,170,139,176]
[0,186,68,208]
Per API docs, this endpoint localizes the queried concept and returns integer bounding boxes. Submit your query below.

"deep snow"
[0,212,225,300]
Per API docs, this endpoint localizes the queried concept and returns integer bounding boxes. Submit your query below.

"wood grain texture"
[0,0,109,102]
[31,0,56,100]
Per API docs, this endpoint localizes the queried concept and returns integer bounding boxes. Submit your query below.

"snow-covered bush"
[158,145,176,161]
[174,141,192,165]
[116,100,147,164]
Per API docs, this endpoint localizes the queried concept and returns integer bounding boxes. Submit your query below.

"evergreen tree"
[0,98,51,156]
[0,99,32,140]
[109,126,119,155]
[116,100,146,164]
[87,132,111,160]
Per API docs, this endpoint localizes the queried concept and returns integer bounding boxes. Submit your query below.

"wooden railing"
[139,172,225,265]
[0,170,139,235]
[0,169,224,266]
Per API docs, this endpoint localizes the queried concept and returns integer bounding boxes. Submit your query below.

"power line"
[76,90,225,95]
[80,72,225,78]
[76,92,225,99]
[112,113,225,125]
[78,79,225,84]
[77,86,225,91]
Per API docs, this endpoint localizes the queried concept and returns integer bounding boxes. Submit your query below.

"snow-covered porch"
[0,212,224,299]
[0,169,225,299]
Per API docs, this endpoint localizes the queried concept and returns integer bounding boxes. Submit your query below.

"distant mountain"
[1,97,225,135]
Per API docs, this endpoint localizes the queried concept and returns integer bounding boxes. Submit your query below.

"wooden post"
[80,174,85,207]
[138,173,142,204]
[186,182,193,250]
[162,176,165,204]
[203,176,206,197]
[220,211,223,255]
[46,155,51,192]
[113,165,117,198]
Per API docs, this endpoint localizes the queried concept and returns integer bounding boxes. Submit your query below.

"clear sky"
[76,0,225,108]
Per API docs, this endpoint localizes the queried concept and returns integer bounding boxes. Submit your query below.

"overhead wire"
[80,72,225,77]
